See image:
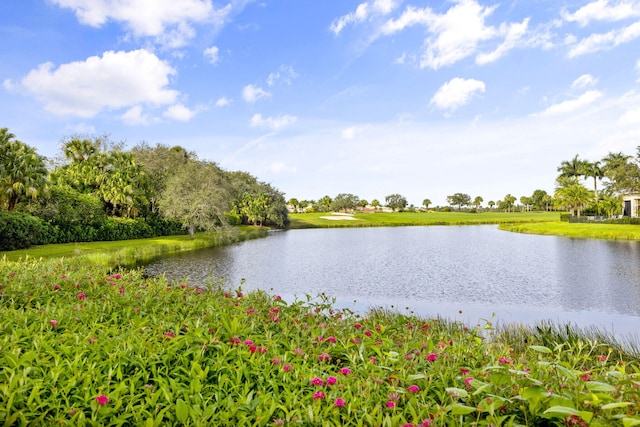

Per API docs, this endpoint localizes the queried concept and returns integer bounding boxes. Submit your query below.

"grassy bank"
[289,211,559,229]
[500,221,640,240]
[0,226,269,269]
[1,257,638,426]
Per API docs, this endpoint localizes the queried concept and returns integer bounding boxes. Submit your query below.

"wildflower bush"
[1,258,639,426]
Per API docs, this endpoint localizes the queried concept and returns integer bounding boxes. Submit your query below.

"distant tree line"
[0,128,288,250]
[287,149,640,218]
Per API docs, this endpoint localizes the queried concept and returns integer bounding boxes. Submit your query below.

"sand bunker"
[319,213,360,221]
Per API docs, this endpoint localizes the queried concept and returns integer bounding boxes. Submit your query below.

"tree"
[473,196,483,210]
[446,193,471,211]
[371,199,380,210]
[557,154,587,180]
[422,199,431,210]
[288,198,300,212]
[520,196,533,212]
[385,194,408,211]
[530,189,551,211]
[601,151,639,195]
[0,129,48,211]
[583,161,604,213]
[330,193,359,212]
[158,160,231,239]
[358,199,368,209]
[500,194,517,212]
[314,195,332,212]
[488,200,495,209]
[554,184,593,217]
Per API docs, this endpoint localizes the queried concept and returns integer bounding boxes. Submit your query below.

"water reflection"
[144,226,640,337]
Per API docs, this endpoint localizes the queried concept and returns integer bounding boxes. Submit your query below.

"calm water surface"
[144,226,640,337]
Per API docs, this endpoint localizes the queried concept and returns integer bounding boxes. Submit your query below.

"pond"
[143,226,640,338]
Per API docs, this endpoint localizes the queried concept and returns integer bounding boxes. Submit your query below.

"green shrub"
[0,211,51,250]
[96,217,154,241]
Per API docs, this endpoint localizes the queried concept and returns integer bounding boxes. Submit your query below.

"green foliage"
[385,193,408,212]
[0,128,48,211]
[0,257,638,425]
[330,193,359,212]
[0,211,50,250]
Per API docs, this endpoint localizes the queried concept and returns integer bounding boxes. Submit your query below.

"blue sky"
[2,0,640,206]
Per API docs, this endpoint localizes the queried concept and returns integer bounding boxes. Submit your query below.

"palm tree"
[582,161,604,214]
[555,184,593,217]
[62,138,99,163]
[422,198,431,210]
[0,131,48,211]
[557,154,587,180]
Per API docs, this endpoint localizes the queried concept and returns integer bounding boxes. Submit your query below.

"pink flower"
[408,385,420,393]
[597,355,607,361]
[271,358,281,365]
[318,352,331,362]
[403,424,414,427]
[326,376,337,386]
[60,275,67,279]
[354,322,363,329]
[364,330,372,337]
[498,357,511,365]
[340,367,352,375]
[163,332,175,339]
[310,377,324,386]
[426,353,438,362]
[282,364,293,372]
[386,401,396,408]
[53,285,61,291]
[180,283,187,289]
[95,395,109,405]
[421,420,432,427]
[334,398,346,407]
[464,377,474,387]
[293,347,305,356]
[274,295,282,300]
[313,392,325,400]
[134,307,141,312]
[76,293,86,300]
[326,336,337,343]
[195,288,202,294]
[113,274,121,279]
[246,308,256,315]
[118,288,125,294]
[244,339,254,346]
[460,368,469,375]
[49,319,59,327]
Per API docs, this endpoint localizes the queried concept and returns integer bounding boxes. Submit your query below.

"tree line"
[287,149,640,217]
[0,128,288,250]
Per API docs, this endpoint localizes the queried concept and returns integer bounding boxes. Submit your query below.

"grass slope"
[500,221,640,240]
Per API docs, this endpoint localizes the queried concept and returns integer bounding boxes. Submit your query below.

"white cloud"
[381,1,531,69]
[215,97,232,107]
[619,108,640,124]
[250,113,297,129]
[476,18,530,65]
[122,105,152,126]
[50,0,224,48]
[538,90,603,116]
[2,79,15,92]
[242,84,271,103]
[568,20,640,57]
[341,126,365,139]
[572,74,598,89]
[562,0,640,27]
[21,49,178,118]
[203,46,219,64]
[430,77,486,112]
[163,104,196,121]
[267,65,298,87]
[330,0,397,35]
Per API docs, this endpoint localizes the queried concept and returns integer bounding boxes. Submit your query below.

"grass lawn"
[501,221,640,240]
[289,211,560,229]
[0,226,268,267]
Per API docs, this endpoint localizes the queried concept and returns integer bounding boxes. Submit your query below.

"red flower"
[310,377,324,386]
[76,293,86,300]
[340,367,352,375]
[313,392,325,400]
[326,376,337,385]
[334,398,346,407]
[95,395,109,405]
[427,353,438,362]
[386,401,396,408]
[49,319,59,327]
[408,385,420,393]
